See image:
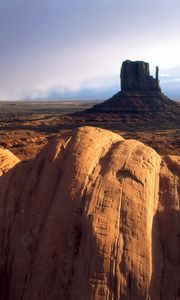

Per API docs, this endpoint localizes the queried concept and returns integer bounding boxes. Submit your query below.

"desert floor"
[0,100,179,160]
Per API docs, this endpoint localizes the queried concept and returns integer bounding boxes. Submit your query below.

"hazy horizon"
[1,0,180,101]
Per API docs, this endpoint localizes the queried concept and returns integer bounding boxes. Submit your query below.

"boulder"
[0,127,179,299]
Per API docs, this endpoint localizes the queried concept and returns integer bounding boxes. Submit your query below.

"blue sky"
[0,0,180,100]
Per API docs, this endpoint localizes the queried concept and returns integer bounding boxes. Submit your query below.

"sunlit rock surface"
[0,147,20,176]
[0,126,179,299]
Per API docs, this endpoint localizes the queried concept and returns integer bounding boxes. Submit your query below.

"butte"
[86,60,180,127]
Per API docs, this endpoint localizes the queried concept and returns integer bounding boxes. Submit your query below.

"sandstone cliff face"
[0,127,179,300]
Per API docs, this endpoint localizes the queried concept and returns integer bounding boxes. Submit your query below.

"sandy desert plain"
[0,99,179,160]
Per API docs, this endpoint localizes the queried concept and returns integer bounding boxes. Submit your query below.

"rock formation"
[0,147,20,175]
[120,60,160,92]
[88,60,180,124]
[0,126,179,300]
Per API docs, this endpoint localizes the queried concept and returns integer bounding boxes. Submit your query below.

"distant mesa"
[87,60,180,123]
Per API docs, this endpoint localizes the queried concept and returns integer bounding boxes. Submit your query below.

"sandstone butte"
[0,126,179,300]
[88,60,180,122]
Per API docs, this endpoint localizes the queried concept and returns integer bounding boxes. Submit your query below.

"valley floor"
[0,100,179,160]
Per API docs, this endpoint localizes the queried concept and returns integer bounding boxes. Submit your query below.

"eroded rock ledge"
[0,126,179,299]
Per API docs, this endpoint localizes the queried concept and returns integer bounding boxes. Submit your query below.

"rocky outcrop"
[88,60,180,124]
[0,147,20,175]
[0,126,179,299]
[120,60,160,91]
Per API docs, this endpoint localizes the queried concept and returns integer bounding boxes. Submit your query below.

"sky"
[0,0,180,100]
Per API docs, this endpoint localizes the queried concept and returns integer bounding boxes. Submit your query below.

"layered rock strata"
[0,126,179,299]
